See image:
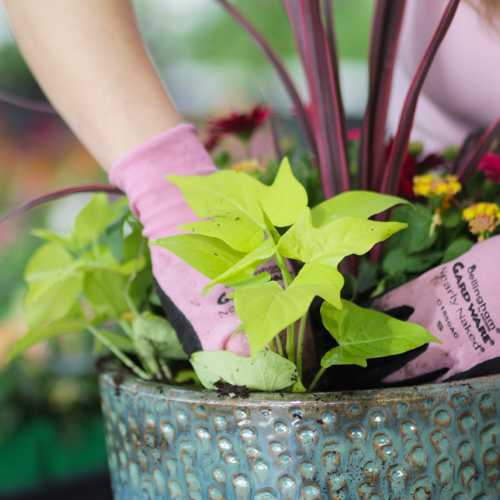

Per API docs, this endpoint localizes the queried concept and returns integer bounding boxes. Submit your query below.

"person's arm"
[3,0,182,170]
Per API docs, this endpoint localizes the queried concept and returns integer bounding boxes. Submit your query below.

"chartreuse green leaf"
[202,239,277,296]
[259,157,308,227]
[24,276,82,329]
[83,270,130,318]
[24,243,81,300]
[168,158,307,231]
[168,171,264,226]
[320,300,439,368]
[8,303,87,361]
[151,234,245,280]
[289,263,344,308]
[234,281,309,358]
[279,208,407,268]
[311,191,408,227]
[179,217,264,253]
[235,264,344,358]
[190,349,298,391]
[73,194,114,244]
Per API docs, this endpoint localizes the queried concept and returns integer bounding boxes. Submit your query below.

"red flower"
[204,131,222,152]
[478,152,500,183]
[385,139,417,200]
[208,104,274,144]
[347,128,361,141]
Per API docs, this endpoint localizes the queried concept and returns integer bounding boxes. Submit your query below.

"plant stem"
[296,313,307,378]
[274,251,296,361]
[308,366,327,392]
[275,336,284,356]
[125,237,145,317]
[86,324,151,380]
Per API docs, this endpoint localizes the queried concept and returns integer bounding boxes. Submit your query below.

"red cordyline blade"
[457,117,500,184]
[214,0,318,162]
[284,0,349,197]
[359,0,407,191]
[0,184,123,225]
[0,90,56,113]
[380,0,461,196]
[450,130,483,175]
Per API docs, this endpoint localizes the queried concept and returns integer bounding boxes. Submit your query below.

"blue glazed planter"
[99,362,500,500]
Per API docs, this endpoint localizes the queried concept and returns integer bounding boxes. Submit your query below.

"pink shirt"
[387,0,500,152]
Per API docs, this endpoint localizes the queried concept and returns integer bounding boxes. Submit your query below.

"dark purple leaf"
[359,0,407,191]
[450,129,484,175]
[457,118,500,184]
[380,0,461,196]
[295,0,349,197]
[214,0,317,162]
[0,184,123,225]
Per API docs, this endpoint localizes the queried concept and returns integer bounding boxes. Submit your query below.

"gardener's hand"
[110,124,286,356]
[370,235,500,383]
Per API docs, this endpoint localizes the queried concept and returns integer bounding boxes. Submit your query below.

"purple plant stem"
[214,0,318,163]
[457,117,500,184]
[0,184,123,225]
[0,90,56,113]
[359,0,407,191]
[380,0,461,196]
[297,0,349,196]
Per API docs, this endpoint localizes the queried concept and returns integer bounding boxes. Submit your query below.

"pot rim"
[98,358,500,408]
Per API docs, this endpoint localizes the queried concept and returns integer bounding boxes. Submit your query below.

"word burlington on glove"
[371,235,500,383]
[109,124,271,356]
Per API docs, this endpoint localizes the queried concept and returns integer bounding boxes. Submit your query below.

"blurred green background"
[0,0,372,496]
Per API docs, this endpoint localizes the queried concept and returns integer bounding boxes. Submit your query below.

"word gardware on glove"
[109,125,273,356]
[371,236,500,383]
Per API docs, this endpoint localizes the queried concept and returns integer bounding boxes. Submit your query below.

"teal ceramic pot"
[99,362,500,500]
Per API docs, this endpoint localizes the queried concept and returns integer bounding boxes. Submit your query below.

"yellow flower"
[462,202,500,241]
[231,159,266,174]
[412,172,462,200]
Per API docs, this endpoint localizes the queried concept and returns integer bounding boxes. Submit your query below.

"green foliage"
[11,195,182,382]
[158,157,427,389]
[320,300,439,368]
[190,349,298,391]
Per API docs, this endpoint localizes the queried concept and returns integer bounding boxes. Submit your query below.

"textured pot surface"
[99,362,500,499]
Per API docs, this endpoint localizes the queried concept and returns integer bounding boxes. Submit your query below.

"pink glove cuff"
[109,124,217,241]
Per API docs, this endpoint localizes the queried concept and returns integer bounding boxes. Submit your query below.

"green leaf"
[442,209,463,229]
[9,304,87,361]
[174,370,201,386]
[311,191,407,228]
[289,263,343,309]
[83,270,130,318]
[24,276,82,329]
[168,171,264,227]
[104,209,129,264]
[234,274,335,357]
[179,217,264,253]
[24,243,80,300]
[202,239,277,296]
[93,330,135,355]
[291,378,307,392]
[442,237,475,264]
[279,208,406,268]
[356,259,379,294]
[190,349,298,391]
[169,158,307,232]
[320,300,439,368]
[382,249,407,275]
[132,312,187,360]
[74,194,113,244]
[31,229,72,248]
[151,234,245,280]
[260,157,308,227]
[406,251,444,273]
[386,205,436,254]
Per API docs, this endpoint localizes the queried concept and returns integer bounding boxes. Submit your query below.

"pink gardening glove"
[371,235,500,383]
[109,124,275,356]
